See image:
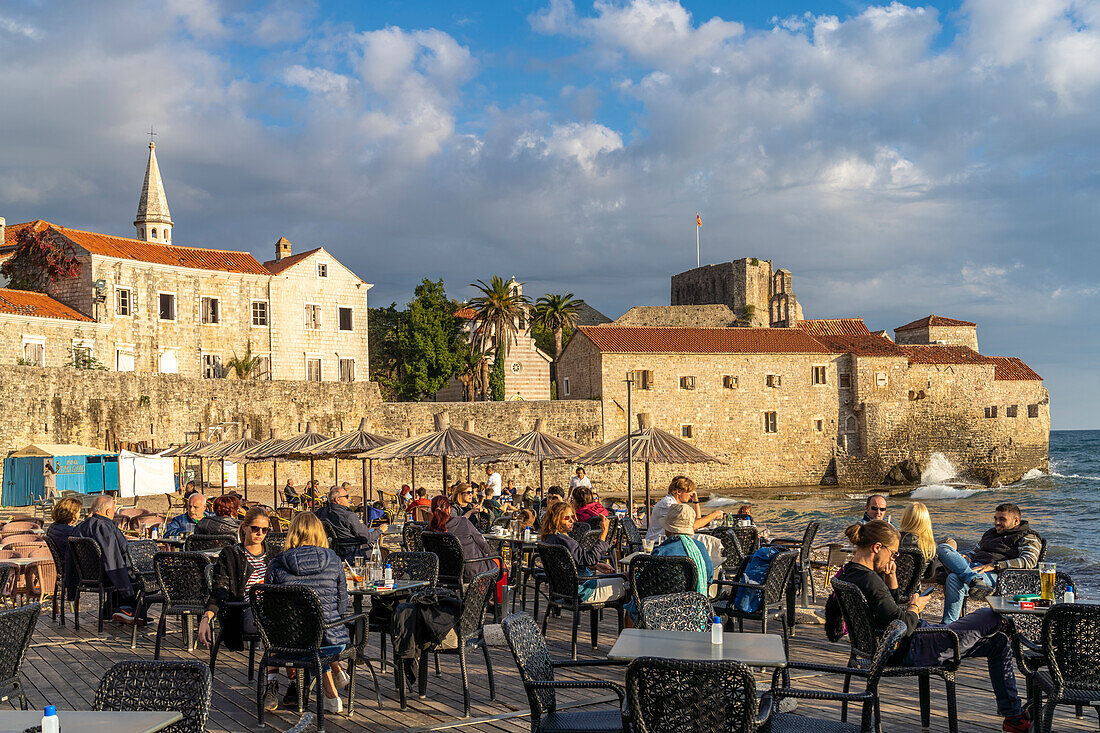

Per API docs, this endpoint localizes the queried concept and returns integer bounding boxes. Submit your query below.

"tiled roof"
[984,356,1043,381]
[4,220,269,275]
[263,246,323,275]
[455,306,476,320]
[0,287,93,322]
[899,345,1041,380]
[896,315,977,331]
[796,318,871,336]
[577,325,831,354]
[812,333,907,357]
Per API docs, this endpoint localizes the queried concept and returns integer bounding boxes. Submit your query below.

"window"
[201,297,220,324]
[1028,404,1039,418]
[875,371,888,387]
[681,424,694,439]
[116,346,135,372]
[679,375,696,390]
[159,350,178,374]
[151,228,157,239]
[766,374,782,388]
[632,369,653,390]
[839,373,852,389]
[159,293,176,321]
[251,301,268,327]
[22,338,45,367]
[813,419,824,433]
[763,411,778,433]
[1006,404,1019,418]
[306,358,322,382]
[254,356,271,380]
[202,354,223,379]
[338,307,354,332]
[317,263,328,278]
[723,375,738,389]
[985,406,999,418]
[339,358,355,383]
[563,377,570,396]
[304,304,322,330]
[812,366,827,385]
[115,287,132,317]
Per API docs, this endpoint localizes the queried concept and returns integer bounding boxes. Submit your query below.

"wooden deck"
[14,593,1099,732]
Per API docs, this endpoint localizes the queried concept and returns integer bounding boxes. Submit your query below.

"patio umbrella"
[573,412,727,514]
[253,422,331,491]
[194,428,261,500]
[357,411,531,493]
[161,439,211,492]
[236,429,285,505]
[475,418,587,498]
[300,418,395,520]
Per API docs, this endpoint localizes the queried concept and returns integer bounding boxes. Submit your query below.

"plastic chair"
[95,659,212,733]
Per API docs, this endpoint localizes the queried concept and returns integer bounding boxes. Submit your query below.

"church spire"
[134,136,173,243]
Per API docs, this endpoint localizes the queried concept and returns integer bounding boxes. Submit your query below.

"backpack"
[823,590,846,642]
[733,545,783,613]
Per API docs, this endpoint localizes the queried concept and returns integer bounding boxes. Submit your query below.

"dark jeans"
[902,608,1022,718]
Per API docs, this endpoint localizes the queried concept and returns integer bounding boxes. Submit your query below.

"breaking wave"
[921,453,957,485]
[910,485,989,500]
[1020,469,1047,482]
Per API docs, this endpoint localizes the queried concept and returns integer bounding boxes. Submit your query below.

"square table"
[607,628,788,667]
[0,710,183,733]
[0,557,44,567]
[987,596,1100,616]
[349,579,430,614]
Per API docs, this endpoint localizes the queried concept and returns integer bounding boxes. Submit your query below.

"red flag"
[696,213,702,226]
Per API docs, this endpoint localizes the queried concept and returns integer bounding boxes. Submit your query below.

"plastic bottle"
[523,527,532,542]
[384,563,393,585]
[150,526,158,540]
[1065,586,1075,604]
[711,617,723,645]
[41,705,60,733]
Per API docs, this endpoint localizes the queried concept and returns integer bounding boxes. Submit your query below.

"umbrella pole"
[371,459,377,501]
[645,462,651,513]
[334,457,338,485]
[273,459,277,505]
[411,458,416,493]
[310,458,316,489]
[199,458,205,491]
[362,459,368,522]
[221,457,226,496]
[467,457,471,482]
[243,462,248,502]
[539,460,545,499]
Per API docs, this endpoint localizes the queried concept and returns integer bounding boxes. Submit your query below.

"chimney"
[275,236,292,262]
[0,217,5,245]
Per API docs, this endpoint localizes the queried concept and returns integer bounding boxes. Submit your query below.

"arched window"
[140,228,145,238]
[151,228,157,239]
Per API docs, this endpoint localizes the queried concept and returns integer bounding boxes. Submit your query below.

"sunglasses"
[869,506,886,512]
[247,525,270,534]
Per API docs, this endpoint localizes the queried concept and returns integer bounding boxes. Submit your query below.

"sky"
[0,0,1097,428]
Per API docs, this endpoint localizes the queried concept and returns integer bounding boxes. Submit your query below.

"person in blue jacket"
[164,493,210,538]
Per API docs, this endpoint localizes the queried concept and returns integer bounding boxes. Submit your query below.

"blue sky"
[0,0,1098,428]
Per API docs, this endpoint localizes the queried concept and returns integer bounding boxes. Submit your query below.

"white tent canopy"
[118,449,176,497]
[9,443,114,458]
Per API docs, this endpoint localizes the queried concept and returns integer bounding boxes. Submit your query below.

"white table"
[607,628,787,667]
[0,710,183,732]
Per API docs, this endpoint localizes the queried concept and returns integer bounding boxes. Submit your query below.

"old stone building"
[0,143,371,381]
[671,258,804,327]
[894,314,979,351]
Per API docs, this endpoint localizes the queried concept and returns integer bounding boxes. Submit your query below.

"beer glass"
[1039,562,1056,601]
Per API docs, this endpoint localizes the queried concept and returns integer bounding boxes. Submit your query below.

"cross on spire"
[147,124,157,147]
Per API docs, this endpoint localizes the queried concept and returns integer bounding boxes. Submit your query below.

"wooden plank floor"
[13,592,1099,732]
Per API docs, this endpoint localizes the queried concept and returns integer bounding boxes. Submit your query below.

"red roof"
[899,345,1041,380]
[455,306,476,320]
[986,357,1043,381]
[4,220,269,275]
[812,333,907,357]
[896,315,977,331]
[263,247,323,275]
[577,325,831,354]
[796,318,871,336]
[0,287,93,321]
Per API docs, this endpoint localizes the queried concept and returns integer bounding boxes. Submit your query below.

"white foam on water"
[921,453,957,485]
[1020,469,1047,481]
[910,484,987,500]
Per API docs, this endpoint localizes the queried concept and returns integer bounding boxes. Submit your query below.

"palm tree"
[467,275,530,355]
[534,292,582,397]
[456,342,490,401]
[225,342,264,379]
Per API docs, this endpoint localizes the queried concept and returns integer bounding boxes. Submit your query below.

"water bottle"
[150,525,158,540]
[41,705,60,733]
[1064,586,1075,604]
[523,527,532,542]
[384,563,393,585]
[711,617,723,645]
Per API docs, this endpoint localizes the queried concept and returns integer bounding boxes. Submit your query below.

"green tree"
[225,342,263,379]
[0,225,81,292]
[396,279,463,400]
[368,302,406,400]
[467,276,529,354]
[533,292,581,398]
[489,344,506,401]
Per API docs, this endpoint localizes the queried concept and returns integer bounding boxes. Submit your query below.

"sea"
[716,430,1100,599]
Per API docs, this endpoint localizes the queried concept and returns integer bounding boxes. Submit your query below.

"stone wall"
[671,259,773,326]
[614,305,738,327]
[0,313,109,368]
[895,324,979,351]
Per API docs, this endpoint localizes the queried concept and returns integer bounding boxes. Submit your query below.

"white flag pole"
[696,213,700,268]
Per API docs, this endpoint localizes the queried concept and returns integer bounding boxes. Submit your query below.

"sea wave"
[1049,471,1100,480]
[909,484,989,499]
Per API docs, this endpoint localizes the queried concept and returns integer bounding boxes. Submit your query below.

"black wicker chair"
[184,533,236,552]
[401,569,498,717]
[769,520,819,614]
[830,578,960,732]
[0,603,40,710]
[152,552,212,658]
[501,612,626,733]
[625,656,767,733]
[67,536,111,633]
[712,528,749,578]
[629,555,699,623]
[579,528,604,553]
[537,542,626,660]
[731,524,760,557]
[43,534,67,626]
[768,619,910,733]
[892,548,928,600]
[568,521,592,543]
[420,531,502,597]
[94,659,213,733]
[402,521,428,552]
[127,539,164,649]
[619,516,645,557]
[717,550,798,652]
[639,592,712,632]
[369,551,439,673]
[267,532,287,553]
[250,583,368,731]
[1031,603,1100,732]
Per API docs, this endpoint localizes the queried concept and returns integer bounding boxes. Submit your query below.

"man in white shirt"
[645,475,725,541]
[570,467,591,491]
[485,465,503,498]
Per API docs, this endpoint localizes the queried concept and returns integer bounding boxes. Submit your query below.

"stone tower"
[670,257,803,327]
[134,140,173,243]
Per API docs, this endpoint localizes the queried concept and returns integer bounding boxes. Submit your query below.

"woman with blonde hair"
[899,501,939,582]
[540,502,624,603]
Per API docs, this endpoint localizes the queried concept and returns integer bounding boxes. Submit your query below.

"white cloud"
[282,65,353,96]
[0,15,40,39]
[514,122,623,172]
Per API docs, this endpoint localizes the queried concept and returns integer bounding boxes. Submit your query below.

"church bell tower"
[134,137,173,243]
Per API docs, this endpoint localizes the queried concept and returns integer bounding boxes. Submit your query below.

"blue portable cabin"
[2,443,119,507]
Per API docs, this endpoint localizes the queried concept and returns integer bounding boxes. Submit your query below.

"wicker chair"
[369,551,439,673]
[639,592,713,632]
[420,531,501,597]
[717,550,798,651]
[250,583,368,731]
[768,520,820,612]
[769,620,910,733]
[152,552,212,658]
[711,528,749,578]
[402,521,428,552]
[731,524,760,557]
[400,569,498,717]
[0,603,40,710]
[184,533,236,552]
[830,578,960,732]
[579,528,604,553]
[67,536,111,632]
[891,548,928,600]
[537,542,626,659]
[19,546,55,606]
[567,521,592,543]
[619,516,645,557]
[630,555,699,622]
[1031,603,1100,732]
[42,534,67,626]
[94,660,212,733]
[501,611,626,733]
[625,656,767,733]
[267,532,287,554]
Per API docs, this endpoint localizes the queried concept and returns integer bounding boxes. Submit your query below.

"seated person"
[540,502,624,604]
[520,486,538,510]
[196,495,242,536]
[937,503,1041,624]
[405,487,431,516]
[428,495,497,582]
[282,479,302,508]
[46,496,83,568]
[181,481,198,499]
[398,483,413,508]
[829,520,1030,733]
[860,494,888,525]
[315,485,378,560]
[517,508,538,534]
[572,485,609,524]
[451,483,477,516]
[899,501,939,582]
[626,503,717,621]
[731,504,755,526]
[164,493,211,538]
[646,475,723,541]
[67,495,144,624]
[538,485,567,517]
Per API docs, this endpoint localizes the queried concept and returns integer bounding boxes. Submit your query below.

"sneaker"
[968,579,995,601]
[1003,714,1031,732]
[323,695,343,715]
[263,680,280,711]
[112,608,135,624]
[333,668,351,690]
[281,678,315,709]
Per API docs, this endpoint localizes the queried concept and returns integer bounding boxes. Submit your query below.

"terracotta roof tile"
[796,318,871,336]
[899,345,1041,380]
[455,306,476,320]
[985,356,1043,381]
[0,287,93,322]
[577,325,831,354]
[811,333,907,357]
[263,247,323,275]
[896,314,977,331]
[5,220,269,275]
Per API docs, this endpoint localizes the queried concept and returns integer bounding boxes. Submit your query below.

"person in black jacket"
[428,495,497,582]
[67,495,141,623]
[539,501,624,604]
[315,485,377,560]
[266,512,350,715]
[195,494,242,536]
[830,520,1030,733]
[46,496,82,569]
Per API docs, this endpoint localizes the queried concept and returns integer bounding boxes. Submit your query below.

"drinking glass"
[642,539,655,553]
[1039,562,1056,601]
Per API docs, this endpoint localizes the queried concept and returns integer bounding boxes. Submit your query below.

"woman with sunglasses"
[540,502,624,604]
[199,506,283,708]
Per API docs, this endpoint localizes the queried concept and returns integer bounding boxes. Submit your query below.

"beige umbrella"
[475,418,587,498]
[194,428,261,500]
[300,418,395,519]
[235,430,286,505]
[249,422,330,493]
[357,411,531,493]
[161,439,211,492]
[573,412,727,513]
